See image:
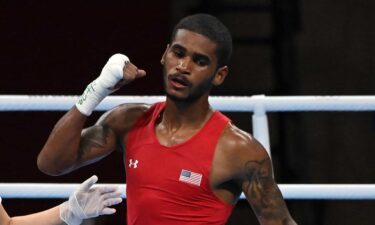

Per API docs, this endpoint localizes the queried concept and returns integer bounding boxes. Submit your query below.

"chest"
[126,143,211,188]
[154,125,202,147]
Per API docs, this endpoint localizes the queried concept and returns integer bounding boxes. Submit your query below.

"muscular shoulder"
[220,123,268,158]
[96,103,151,135]
[216,123,270,176]
[211,123,271,198]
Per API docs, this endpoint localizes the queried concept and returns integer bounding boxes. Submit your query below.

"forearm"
[1,203,11,225]
[257,213,297,225]
[251,198,297,225]
[37,54,144,176]
[37,107,87,176]
[8,206,65,225]
[242,153,297,225]
[258,218,297,225]
[248,183,297,225]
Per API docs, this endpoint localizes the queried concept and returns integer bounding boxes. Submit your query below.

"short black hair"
[170,13,233,68]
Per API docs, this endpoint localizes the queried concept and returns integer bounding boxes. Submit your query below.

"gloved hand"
[59,175,122,225]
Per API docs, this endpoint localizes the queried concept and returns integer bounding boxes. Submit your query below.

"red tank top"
[125,102,234,225]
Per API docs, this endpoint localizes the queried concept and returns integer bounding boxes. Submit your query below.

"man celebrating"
[38,14,297,225]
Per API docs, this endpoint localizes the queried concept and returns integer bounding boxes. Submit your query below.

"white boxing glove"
[76,54,129,116]
[59,175,122,225]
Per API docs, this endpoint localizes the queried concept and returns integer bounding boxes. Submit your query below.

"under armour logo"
[129,159,139,168]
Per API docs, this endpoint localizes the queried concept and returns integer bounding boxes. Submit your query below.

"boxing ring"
[0,94,375,200]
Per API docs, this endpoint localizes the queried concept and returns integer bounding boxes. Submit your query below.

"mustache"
[168,73,192,87]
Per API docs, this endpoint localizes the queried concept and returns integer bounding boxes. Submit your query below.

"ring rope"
[2,95,375,111]
[1,94,375,200]
[0,183,374,200]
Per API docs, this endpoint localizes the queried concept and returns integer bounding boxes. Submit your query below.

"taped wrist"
[75,54,129,116]
[75,79,111,116]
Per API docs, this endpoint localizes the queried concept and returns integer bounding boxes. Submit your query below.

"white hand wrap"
[76,54,129,116]
[59,175,122,225]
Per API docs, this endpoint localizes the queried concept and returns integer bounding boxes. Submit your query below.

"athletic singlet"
[125,102,234,225]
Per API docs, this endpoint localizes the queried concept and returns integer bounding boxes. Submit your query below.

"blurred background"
[1,0,375,224]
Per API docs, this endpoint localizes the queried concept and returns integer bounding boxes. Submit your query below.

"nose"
[176,58,191,74]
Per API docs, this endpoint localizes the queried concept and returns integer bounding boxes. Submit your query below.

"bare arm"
[0,175,122,225]
[1,204,64,225]
[37,103,149,176]
[241,143,297,225]
[0,202,11,225]
[216,124,297,225]
[37,54,146,176]
[37,106,117,176]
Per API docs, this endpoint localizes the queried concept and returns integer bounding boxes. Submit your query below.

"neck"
[161,96,213,131]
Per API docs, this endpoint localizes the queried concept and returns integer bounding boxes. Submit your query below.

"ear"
[160,44,170,65]
[212,66,229,86]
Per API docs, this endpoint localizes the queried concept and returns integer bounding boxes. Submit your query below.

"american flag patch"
[179,169,202,186]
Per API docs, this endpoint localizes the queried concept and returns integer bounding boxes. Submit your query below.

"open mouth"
[169,75,191,88]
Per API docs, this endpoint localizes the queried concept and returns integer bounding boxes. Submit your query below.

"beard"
[162,67,215,104]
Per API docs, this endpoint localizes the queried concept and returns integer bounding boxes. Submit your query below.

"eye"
[172,48,184,58]
[193,56,209,66]
[196,59,208,66]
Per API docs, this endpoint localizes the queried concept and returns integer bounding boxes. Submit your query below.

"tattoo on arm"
[77,125,111,160]
[244,160,292,224]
